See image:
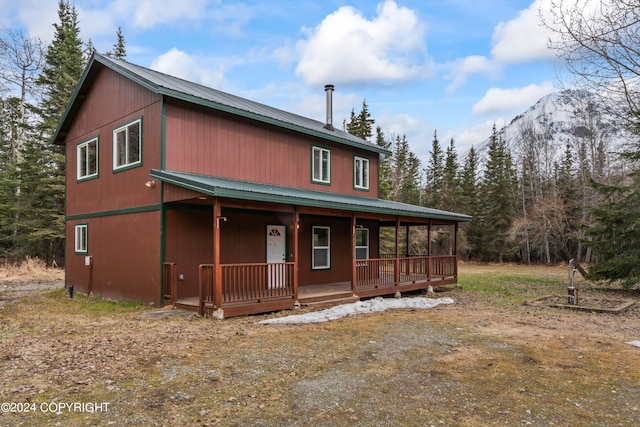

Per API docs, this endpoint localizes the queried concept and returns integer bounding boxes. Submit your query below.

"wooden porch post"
[293,207,300,299]
[405,224,410,256]
[351,212,357,293]
[454,222,459,278]
[427,221,432,280]
[394,217,401,284]
[213,198,223,310]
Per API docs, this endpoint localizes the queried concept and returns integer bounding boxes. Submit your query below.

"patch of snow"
[624,340,640,348]
[257,296,454,325]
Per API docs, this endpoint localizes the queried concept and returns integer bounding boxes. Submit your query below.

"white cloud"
[150,48,226,88]
[446,0,559,93]
[472,82,555,115]
[491,0,555,63]
[295,0,429,85]
[111,0,209,29]
[445,55,501,93]
[0,0,58,42]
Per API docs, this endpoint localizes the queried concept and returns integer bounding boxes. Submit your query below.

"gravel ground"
[1,265,640,426]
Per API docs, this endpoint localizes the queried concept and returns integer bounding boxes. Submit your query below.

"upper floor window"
[113,118,141,171]
[311,146,330,184]
[354,156,370,190]
[77,137,98,181]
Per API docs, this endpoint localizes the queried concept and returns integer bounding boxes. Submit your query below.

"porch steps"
[299,294,360,309]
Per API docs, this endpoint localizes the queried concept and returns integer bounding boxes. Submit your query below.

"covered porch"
[153,169,469,318]
[165,254,458,317]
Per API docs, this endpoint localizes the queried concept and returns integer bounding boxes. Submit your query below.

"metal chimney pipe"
[324,84,335,131]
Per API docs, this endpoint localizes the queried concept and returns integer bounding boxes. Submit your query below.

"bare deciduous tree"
[543,0,640,123]
[0,28,45,158]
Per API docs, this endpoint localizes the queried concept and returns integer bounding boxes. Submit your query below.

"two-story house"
[53,52,471,318]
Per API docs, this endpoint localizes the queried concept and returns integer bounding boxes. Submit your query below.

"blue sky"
[1,0,567,162]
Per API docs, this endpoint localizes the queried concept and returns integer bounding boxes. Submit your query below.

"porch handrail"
[163,262,178,304]
[431,255,456,278]
[222,262,294,303]
[199,262,295,312]
[199,264,215,315]
[356,257,396,289]
[355,255,457,290]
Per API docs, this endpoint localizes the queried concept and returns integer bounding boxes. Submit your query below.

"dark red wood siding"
[164,207,295,298]
[63,65,164,305]
[164,208,214,298]
[64,67,163,216]
[65,212,161,304]
[164,100,379,197]
[219,210,294,264]
[298,216,352,285]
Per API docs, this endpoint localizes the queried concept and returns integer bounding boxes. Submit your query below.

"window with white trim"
[75,224,88,254]
[312,226,330,269]
[355,228,369,259]
[354,156,369,190]
[312,146,330,184]
[113,119,141,170]
[77,137,98,180]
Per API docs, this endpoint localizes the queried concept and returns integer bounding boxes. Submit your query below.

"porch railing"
[356,257,396,288]
[356,255,456,291]
[199,264,215,315]
[432,255,456,277]
[199,262,295,313]
[222,262,294,303]
[163,262,178,304]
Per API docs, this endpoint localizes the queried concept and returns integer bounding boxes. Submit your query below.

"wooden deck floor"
[297,281,353,301]
[174,282,354,309]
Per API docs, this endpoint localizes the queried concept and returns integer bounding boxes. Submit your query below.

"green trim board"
[66,204,161,221]
[150,169,472,222]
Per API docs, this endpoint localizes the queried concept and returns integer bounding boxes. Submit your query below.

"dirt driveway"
[1,263,639,426]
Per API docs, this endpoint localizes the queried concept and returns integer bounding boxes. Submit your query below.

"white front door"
[266,225,287,289]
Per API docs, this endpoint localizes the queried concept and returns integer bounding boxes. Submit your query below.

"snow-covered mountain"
[472,89,633,167]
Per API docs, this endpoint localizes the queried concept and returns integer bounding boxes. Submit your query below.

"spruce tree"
[389,134,421,205]
[585,171,640,288]
[459,146,480,259]
[375,126,392,200]
[38,0,84,137]
[442,138,460,212]
[26,0,85,264]
[0,97,20,256]
[425,130,444,208]
[107,26,126,59]
[344,100,374,141]
[479,125,517,262]
[0,29,45,259]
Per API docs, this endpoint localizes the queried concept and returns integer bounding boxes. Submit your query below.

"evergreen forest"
[1,0,639,288]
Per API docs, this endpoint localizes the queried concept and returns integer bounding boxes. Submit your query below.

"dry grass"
[0,257,64,284]
[1,263,640,426]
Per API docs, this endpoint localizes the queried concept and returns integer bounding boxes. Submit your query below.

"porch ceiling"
[151,169,472,222]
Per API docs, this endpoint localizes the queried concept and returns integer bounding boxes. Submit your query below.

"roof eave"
[58,53,390,155]
[150,170,472,222]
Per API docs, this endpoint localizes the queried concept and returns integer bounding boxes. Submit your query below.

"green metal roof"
[53,52,390,156]
[151,169,472,222]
